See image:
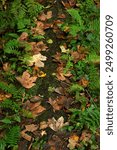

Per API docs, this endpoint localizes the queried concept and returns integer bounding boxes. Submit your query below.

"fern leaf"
[5,126,20,147]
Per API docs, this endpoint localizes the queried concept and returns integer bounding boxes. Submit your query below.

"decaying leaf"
[40,121,48,130]
[31,21,45,36]
[21,124,38,141]
[56,63,72,81]
[60,45,70,53]
[30,41,48,54]
[48,116,69,131]
[25,124,38,132]
[3,62,11,72]
[21,130,32,141]
[0,91,12,101]
[18,32,28,41]
[80,130,91,143]
[38,11,52,21]
[29,102,46,117]
[16,71,37,89]
[67,134,79,149]
[28,53,47,67]
[79,77,89,88]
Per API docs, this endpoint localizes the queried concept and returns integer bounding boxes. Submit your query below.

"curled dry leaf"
[48,116,69,131]
[16,71,37,89]
[28,53,47,68]
[67,134,79,149]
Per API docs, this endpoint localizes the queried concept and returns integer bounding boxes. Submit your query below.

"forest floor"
[0,0,100,150]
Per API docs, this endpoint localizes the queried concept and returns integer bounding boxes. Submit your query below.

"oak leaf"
[16,71,37,89]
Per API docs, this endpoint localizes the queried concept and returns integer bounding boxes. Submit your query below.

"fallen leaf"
[40,121,48,129]
[79,77,89,88]
[0,91,12,101]
[38,11,52,21]
[48,116,69,131]
[60,45,70,53]
[25,124,38,132]
[30,41,48,54]
[3,62,10,72]
[40,130,47,136]
[48,98,62,111]
[80,130,91,143]
[29,102,46,117]
[47,11,52,19]
[21,130,32,141]
[31,21,45,36]
[28,53,47,67]
[67,134,79,149]
[56,63,72,81]
[16,71,37,89]
[18,32,28,41]
[58,13,66,19]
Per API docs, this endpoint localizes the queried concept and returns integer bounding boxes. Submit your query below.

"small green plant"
[69,104,99,133]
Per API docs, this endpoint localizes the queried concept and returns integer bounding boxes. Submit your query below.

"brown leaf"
[40,121,48,130]
[29,102,46,117]
[80,130,91,142]
[30,41,48,54]
[3,62,10,72]
[58,13,66,19]
[18,32,28,41]
[0,91,12,101]
[79,77,89,88]
[56,64,72,81]
[31,21,45,36]
[46,11,52,19]
[38,11,52,21]
[48,98,62,111]
[21,130,32,141]
[25,124,38,132]
[16,71,37,89]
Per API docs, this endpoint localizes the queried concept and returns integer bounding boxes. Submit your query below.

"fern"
[0,0,43,32]
[3,39,20,55]
[0,99,20,113]
[5,126,20,147]
[70,105,99,133]
[0,139,6,150]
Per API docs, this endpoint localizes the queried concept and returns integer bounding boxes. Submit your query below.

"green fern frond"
[0,99,20,113]
[5,126,20,147]
[0,139,6,150]
[3,39,20,55]
[0,82,17,95]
